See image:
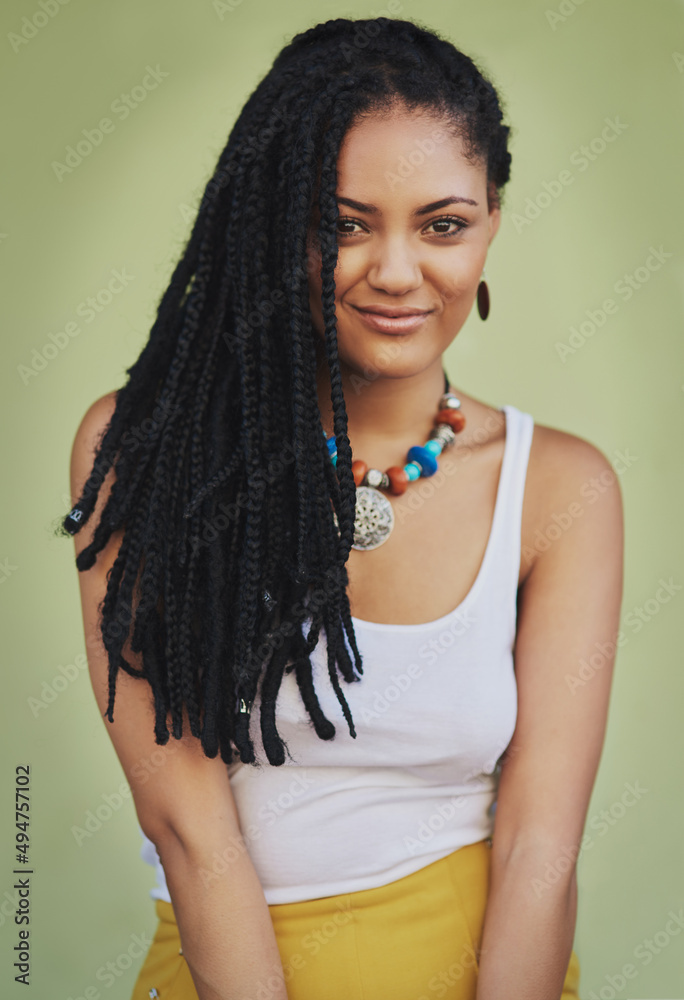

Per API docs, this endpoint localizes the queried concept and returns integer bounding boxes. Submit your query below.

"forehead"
[335,107,485,203]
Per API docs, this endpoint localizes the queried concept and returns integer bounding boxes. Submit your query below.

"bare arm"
[475,427,624,1000]
[70,393,287,1000]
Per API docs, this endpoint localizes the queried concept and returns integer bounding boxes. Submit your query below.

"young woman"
[65,16,623,1000]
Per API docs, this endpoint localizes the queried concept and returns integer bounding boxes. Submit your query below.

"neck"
[315,356,451,466]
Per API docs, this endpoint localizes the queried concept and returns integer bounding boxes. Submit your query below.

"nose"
[365,235,423,295]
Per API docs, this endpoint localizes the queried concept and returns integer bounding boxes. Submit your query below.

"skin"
[306,104,624,998]
[70,103,623,1000]
[71,395,289,1000]
[307,104,509,624]
[308,103,500,453]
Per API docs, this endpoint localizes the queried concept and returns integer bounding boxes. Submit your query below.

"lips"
[354,305,432,317]
[351,304,432,334]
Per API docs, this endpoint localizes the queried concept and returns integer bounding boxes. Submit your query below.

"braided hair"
[61,17,512,767]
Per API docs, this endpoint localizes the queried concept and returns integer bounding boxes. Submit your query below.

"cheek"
[439,278,476,311]
[438,255,484,302]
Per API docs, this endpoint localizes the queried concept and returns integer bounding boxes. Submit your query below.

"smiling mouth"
[350,304,433,334]
[353,305,432,316]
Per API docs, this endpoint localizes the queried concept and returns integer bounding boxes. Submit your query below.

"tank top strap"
[489,404,535,622]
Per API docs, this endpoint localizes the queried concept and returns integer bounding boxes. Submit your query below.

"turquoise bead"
[404,462,421,481]
[407,445,438,476]
[424,439,442,456]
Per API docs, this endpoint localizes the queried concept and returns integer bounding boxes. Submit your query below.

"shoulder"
[70,390,119,463]
[490,415,625,858]
[529,417,624,509]
[523,417,625,582]
[70,390,120,492]
[457,391,623,507]
[69,391,120,558]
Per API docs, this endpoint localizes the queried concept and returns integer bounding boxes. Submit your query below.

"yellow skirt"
[131,838,581,999]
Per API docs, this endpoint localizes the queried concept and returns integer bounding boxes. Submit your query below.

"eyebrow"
[336,195,478,215]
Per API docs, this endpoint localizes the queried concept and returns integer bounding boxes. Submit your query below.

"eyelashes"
[335,215,469,239]
[334,216,469,237]
[426,216,469,238]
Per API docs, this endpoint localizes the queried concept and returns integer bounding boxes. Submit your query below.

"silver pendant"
[333,485,394,550]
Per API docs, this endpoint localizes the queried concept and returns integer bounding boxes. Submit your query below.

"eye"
[335,216,366,236]
[424,216,469,238]
[334,215,470,239]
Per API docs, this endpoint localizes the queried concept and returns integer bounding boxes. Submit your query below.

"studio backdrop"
[1,1,682,997]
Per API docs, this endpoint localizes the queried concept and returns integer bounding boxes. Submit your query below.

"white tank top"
[139,403,534,904]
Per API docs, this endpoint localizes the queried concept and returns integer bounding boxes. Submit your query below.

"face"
[306,105,501,381]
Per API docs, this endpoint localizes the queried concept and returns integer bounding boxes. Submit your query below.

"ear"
[488,205,501,245]
[486,181,502,245]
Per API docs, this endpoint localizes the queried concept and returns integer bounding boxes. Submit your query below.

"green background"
[1,1,683,997]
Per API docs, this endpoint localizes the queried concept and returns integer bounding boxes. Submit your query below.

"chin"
[342,346,436,380]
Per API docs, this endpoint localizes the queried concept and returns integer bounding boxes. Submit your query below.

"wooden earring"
[477,269,490,321]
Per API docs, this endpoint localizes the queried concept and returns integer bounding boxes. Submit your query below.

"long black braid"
[59,17,512,766]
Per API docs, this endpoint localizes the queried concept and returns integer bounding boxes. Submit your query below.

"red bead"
[386,466,409,495]
[435,408,466,433]
[351,460,368,487]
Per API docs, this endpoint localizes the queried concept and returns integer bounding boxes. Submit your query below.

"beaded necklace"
[323,370,466,550]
